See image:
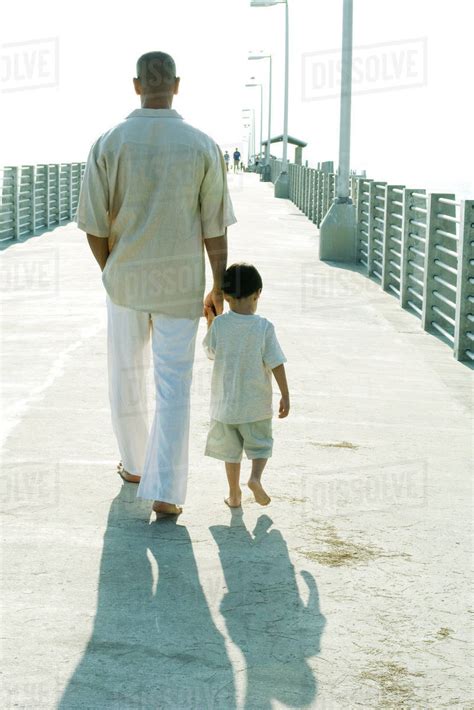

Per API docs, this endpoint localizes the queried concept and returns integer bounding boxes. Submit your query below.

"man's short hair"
[135,51,176,92]
[222,263,263,299]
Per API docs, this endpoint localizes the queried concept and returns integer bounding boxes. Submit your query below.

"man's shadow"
[210,511,326,710]
[59,485,236,709]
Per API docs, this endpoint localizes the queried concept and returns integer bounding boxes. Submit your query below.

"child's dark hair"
[222,263,263,299]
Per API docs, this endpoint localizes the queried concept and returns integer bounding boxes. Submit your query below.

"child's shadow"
[210,512,326,710]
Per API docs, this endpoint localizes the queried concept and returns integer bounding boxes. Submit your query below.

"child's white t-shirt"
[202,311,287,424]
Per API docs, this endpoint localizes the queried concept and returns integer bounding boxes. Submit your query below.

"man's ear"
[174,77,180,95]
[133,77,142,96]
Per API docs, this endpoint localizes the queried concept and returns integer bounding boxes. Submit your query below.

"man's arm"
[203,232,227,316]
[87,234,109,271]
[272,363,290,418]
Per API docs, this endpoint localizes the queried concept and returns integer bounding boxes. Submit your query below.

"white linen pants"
[106,295,200,505]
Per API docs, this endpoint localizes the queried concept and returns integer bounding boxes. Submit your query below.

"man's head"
[133,51,180,108]
[222,263,263,312]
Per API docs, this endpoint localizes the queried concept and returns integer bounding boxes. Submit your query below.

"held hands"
[278,395,290,418]
[203,287,224,326]
[203,304,216,327]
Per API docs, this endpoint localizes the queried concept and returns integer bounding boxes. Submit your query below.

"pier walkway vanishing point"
[1,172,472,709]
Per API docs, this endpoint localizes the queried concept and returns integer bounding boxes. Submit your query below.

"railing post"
[314,170,323,227]
[305,168,311,216]
[309,169,315,222]
[422,193,456,334]
[350,175,358,207]
[297,165,302,209]
[11,166,20,240]
[45,164,51,228]
[302,167,306,213]
[321,173,329,221]
[68,163,74,219]
[454,200,474,361]
[55,163,60,225]
[381,185,405,293]
[367,181,386,280]
[303,166,310,216]
[356,178,372,268]
[400,189,427,314]
[24,165,35,236]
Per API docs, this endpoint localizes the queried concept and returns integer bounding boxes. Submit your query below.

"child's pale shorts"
[205,418,273,463]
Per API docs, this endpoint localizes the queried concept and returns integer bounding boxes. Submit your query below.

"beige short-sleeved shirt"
[76,108,237,318]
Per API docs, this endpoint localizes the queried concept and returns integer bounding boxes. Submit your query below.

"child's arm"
[272,364,290,418]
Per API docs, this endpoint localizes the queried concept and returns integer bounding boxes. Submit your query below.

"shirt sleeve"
[263,322,287,370]
[202,320,217,360]
[75,138,110,238]
[200,143,237,239]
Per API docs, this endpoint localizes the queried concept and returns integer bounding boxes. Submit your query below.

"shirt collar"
[126,108,183,120]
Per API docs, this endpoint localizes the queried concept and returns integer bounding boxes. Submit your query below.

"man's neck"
[141,99,173,110]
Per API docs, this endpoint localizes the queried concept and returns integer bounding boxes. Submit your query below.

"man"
[223,150,230,172]
[76,51,236,517]
[233,148,241,173]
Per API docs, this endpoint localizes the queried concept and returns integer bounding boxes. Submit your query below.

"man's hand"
[87,234,109,271]
[278,395,290,419]
[203,287,224,318]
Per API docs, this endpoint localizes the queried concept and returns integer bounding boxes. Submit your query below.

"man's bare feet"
[248,478,271,506]
[224,490,242,508]
[152,500,183,517]
[117,462,141,483]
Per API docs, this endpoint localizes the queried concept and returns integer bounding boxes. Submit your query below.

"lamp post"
[319,0,357,262]
[245,82,263,163]
[242,108,254,164]
[249,53,272,181]
[250,0,289,197]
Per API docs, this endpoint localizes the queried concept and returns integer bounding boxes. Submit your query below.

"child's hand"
[203,304,216,327]
[278,395,290,418]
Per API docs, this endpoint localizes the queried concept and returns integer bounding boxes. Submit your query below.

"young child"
[203,263,290,508]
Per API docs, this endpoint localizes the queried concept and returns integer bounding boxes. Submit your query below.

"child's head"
[222,263,262,313]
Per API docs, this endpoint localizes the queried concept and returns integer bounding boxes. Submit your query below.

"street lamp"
[250,0,289,198]
[245,82,263,162]
[249,53,272,181]
[319,0,357,262]
[242,108,255,163]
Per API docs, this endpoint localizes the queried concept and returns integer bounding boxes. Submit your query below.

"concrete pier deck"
[1,172,472,709]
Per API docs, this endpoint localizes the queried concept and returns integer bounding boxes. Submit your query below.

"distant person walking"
[223,150,230,172]
[233,148,241,173]
[76,51,236,517]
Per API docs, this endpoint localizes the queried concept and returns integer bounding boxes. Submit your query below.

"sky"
[1,0,473,198]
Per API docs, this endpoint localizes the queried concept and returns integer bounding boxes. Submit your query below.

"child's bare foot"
[152,501,183,517]
[247,478,271,506]
[224,490,242,508]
